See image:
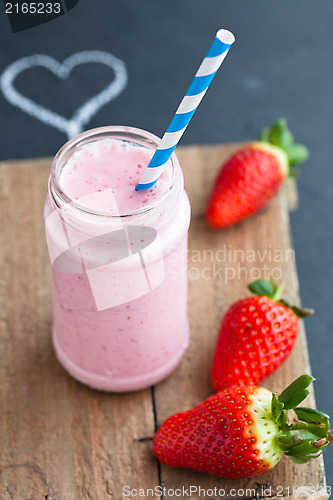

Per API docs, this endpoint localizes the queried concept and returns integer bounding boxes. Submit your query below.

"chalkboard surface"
[0,0,332,483]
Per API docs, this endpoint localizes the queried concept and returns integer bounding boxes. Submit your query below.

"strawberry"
[205,119,309,228]
[211,279,313,392]
[153,375,332,478]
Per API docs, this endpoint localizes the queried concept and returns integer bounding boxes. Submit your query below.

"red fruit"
[211,279,313,392]
[153,376,331,479]
[205,119,308,228]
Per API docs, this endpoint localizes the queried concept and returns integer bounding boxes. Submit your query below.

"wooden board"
[0,145,328,500]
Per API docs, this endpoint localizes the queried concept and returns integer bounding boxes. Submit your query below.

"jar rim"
[49,126,181,220]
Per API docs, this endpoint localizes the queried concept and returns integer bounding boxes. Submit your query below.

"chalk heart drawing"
[0,51,128,139]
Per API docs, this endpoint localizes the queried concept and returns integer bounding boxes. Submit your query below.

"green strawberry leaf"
[277,434,302,452]
[284,428,327,441]
[290,305,315,318]
[284,440,319,457]
[278,375,315,410]
[292,423,329,439]
[269,119,294,150]
[287,438,329,458]
[286,144,309,167]
[259,118,309,170]
[279,300,314,318]
[272,393,284,421]
[267,120,283,146]
[248,279,283,300]
[293,407,330,439]
[294,407,330,425]
[279,434,328,460]
[288,454,318,464]
[248,279,275,297]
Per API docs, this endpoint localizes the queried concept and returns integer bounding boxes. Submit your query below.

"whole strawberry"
[205,119,309,228]
[153,376,331,478]
[211,279,313,392]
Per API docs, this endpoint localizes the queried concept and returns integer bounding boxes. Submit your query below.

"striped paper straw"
[136,29,235,191]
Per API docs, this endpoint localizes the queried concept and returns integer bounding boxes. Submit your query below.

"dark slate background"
[0,0,332,484]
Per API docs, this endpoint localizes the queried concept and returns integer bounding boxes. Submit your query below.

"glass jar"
[44,126,191,392]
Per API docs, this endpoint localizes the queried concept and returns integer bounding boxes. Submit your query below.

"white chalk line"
[0,51,128,139]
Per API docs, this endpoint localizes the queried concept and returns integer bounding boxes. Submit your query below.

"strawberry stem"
[248,279,314,317]
[272,285,284,301]
[260,119,309,173]
[271,376,332,464]
[248,279,283,300]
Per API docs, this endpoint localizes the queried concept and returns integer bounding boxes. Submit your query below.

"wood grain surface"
[0,145,328,500]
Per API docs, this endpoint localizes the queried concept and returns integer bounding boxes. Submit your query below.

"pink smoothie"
[60,139,171,214]
[45,132,190,391]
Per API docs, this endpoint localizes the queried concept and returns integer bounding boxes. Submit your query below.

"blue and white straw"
[136,29,235,191]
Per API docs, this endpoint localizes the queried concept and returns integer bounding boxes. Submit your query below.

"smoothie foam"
[60,139,172,214]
